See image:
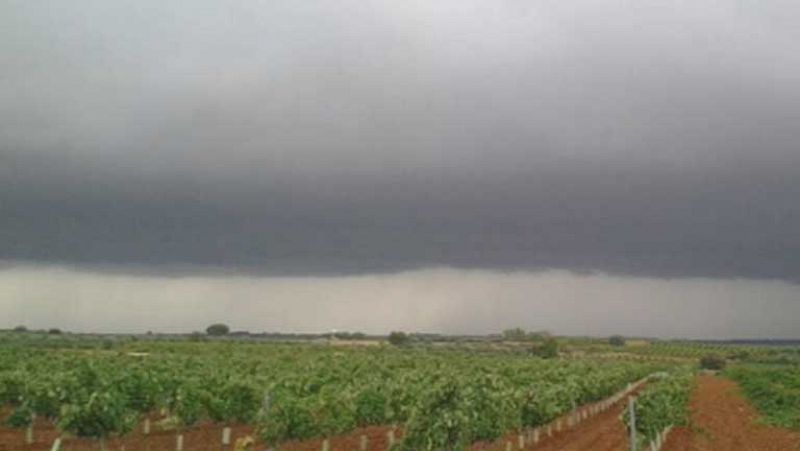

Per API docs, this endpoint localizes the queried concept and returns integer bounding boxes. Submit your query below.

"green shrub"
[609,335,626,347]
[206,324,230,336]
[699,354,726,370]
[531,338,559,359]
[388,331,410,346]
[623,370,693,446]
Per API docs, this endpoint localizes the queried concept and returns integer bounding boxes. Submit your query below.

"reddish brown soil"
[663,374,800,451]
[521,395,633,451]
[468,386,645,451]
[0,419,400,451]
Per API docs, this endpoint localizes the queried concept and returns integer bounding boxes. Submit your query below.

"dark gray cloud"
[2,0,800,280]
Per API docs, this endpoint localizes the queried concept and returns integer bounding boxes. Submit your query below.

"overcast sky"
[2,1,799,337]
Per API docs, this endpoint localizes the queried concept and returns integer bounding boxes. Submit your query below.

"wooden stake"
[628,397,636,451]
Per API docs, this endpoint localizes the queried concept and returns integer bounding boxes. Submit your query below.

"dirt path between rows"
[663,373,800,451]
[518,391,636,451]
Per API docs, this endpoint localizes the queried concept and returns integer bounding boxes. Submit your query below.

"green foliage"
[116,367,159,415]
[623,370,693,446]
[206,381,261,424]
[165,382,204,428]
[502,328,528,341]
[388,331,410,346]
[609,335,626,347]
[401,373,519,449]
[530,338,559,359]
[401,379,471,450]
[353,386,389,425]
[699,354,726,370]
[59,391,137,439]
[727,365,800,429]
[331,331,367,340]
[0,372,25,405]
[0,335,668,449]
[23,378,63,420]
[258,394,317,443]
[6,404,34,427]
[206,324,230,336]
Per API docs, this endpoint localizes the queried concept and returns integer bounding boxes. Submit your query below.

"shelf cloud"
[2,0,800,283]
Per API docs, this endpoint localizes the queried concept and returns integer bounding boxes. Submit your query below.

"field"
[1,332,798,450]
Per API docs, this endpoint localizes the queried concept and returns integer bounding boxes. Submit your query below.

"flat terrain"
[523,392,634,451]
[0,421,399,451]
[664,374,800,451]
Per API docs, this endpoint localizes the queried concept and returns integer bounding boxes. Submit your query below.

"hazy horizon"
[3,264,799,339]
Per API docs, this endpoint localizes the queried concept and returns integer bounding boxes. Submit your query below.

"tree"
[13,325,27,332]
[502,328,527,341]
[699,354,726,370]
[206,324,230,336]
[48,328,62,335]
[530,338,559,359]
[388,331,410,346]
[609,335,626,347]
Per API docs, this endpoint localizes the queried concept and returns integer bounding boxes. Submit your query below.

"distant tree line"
[502,327,552,342]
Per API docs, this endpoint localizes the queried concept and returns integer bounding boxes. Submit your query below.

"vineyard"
[623,370,693,449]
[726,364,800,429]
[598,340,795,360]
[0,336,671,450]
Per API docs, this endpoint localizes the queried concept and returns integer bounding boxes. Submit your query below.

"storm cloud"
[2,0,800,281]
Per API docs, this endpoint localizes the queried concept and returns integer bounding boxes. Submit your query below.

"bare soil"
[519,393,633,451]
[663,373,800,451]
[0,419,400,451]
